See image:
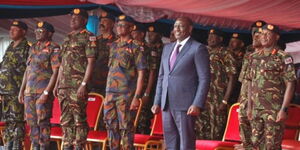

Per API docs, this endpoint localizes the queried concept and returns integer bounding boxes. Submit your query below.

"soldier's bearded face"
[261,30,278,48]
[70,15,86,30]
[173,19,192,41]
[207,34,222,47]
[99,18,114,33]
[35,28,48,41]
[252,32,262,48]
[9,26,25,41]
[116,21,132,36]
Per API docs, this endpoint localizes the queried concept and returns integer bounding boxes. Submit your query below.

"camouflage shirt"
[231,49,245,73]
[58,29,97,89]
[90,34,116,93]
[24,41,60,95]
[0,38,29,95]
[246,48,296,110]
[208,46,237,93]
[106,38,147,94]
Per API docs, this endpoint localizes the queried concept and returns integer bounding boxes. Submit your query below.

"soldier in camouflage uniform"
[53,9,97,150]
[195,29,237,140]
[245,24,296,150]
[136,25,164,134]
[0,21,29,150]
[90,11,116,95]
[228,33,245,103]
[235,21,266,150]
[18,22,60,150]
[104,15,147,150]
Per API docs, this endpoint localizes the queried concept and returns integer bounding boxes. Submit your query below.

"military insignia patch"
[285,57,293,64]
[37,22,43,28]
[119,15,126,20]
[148,26,154,32]
[89,36,96,42]
[210,29,214,33]
[256,21,262,27]
[233,33,238,38]
[101,11,108,17]
[73,9,80,15]
[267,25,274,30]
[13,21,19,25]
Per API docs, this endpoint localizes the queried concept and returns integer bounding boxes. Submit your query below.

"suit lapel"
[167,42,176,73]
[170,38,192,73]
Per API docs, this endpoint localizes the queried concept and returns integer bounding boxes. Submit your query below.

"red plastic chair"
[50,93,104,150]
[86,99,143,150]
[281,104,300,149]
[196,103,241,150]
[134,111,164,150]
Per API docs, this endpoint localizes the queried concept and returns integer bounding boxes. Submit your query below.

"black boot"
[4,141,13,150]
[63,146,73,150]
[12,140,22,150]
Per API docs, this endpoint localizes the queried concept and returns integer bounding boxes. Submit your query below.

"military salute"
[19,21,60,150]
[53,8,97,150]
[0,21,30,150]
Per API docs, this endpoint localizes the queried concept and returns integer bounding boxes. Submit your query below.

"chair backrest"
[283,104,300,140]
[134,99,143,128]
[150,111,163,136]
[50,97,61,124]
[222,103,241,142]
[86,93,104,130]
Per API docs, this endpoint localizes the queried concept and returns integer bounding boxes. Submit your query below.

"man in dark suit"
[151,17,210,150]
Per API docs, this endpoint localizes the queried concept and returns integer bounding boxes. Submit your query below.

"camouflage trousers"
[58,88,89,148]
[104,92,136,150]
[24,94,53,147]
[195,101,227,140]
[251,109,284,150]
[238,101,253,150]
[1,95,25,145]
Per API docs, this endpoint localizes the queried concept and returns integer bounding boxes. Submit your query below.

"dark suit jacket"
[154,38,210,110]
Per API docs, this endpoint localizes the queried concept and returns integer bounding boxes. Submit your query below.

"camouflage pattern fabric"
[238,51,254,150]
[104,93,136,150]
[57,29,97,148]
[195,46,237,140]
[24,94,53,147]
[58,29,97,89]
[246,48,296,149]
[90,34,116,95]
[58,88,88,148]
[0,38,29,146]
[24,41,60,147]
[136,42,163,134]
[230,49,245,103]
[104,38,147,150]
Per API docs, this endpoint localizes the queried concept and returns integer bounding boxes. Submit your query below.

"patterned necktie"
[170,44,182,70]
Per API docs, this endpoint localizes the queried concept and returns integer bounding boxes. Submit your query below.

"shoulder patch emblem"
[89,36,97,42]
[285,57,293,64]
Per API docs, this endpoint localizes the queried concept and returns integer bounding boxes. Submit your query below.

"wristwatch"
[282,107,288,113]
[81,81,87,86]
[222,100,228,105]
[43,90,49,95]
[143,93,150,97]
